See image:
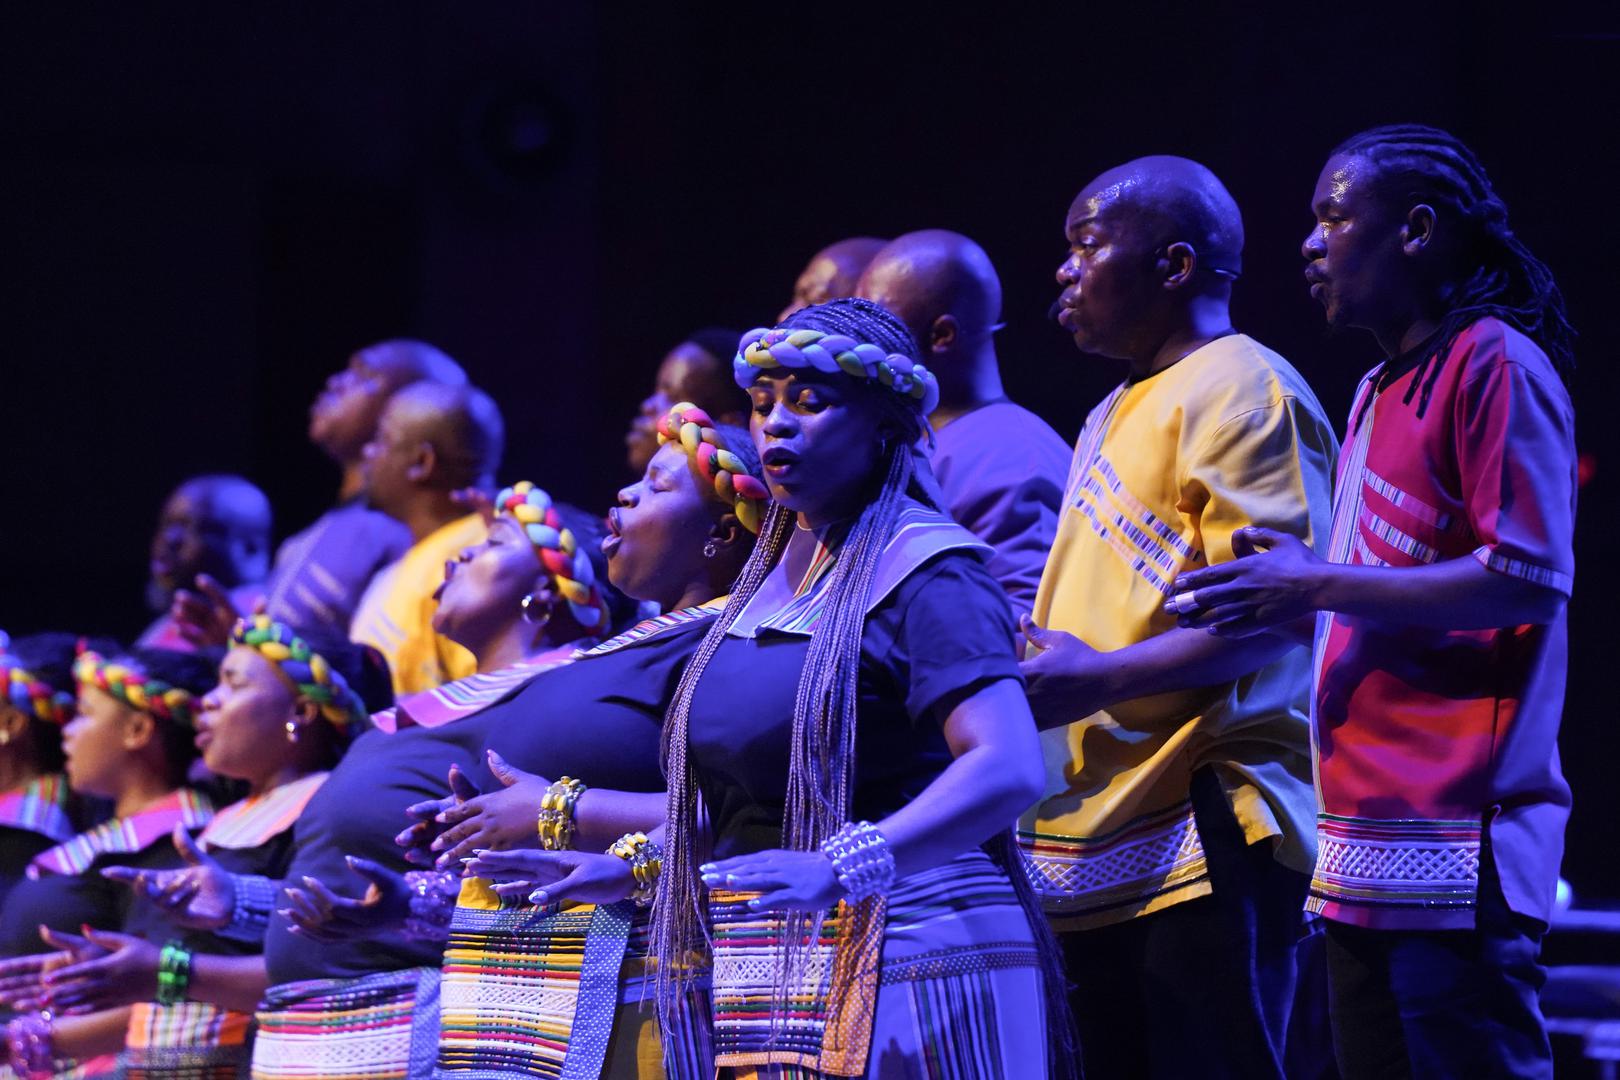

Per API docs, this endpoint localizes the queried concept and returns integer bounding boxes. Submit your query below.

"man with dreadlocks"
[1171,124,1577,1079]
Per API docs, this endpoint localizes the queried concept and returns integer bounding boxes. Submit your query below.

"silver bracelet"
[820,820,896,900]
[402,870,459,941]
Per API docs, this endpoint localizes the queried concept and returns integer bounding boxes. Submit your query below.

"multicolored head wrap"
[655,402,769,535]
[493,482,608,630]
[73,650,198,729]
[733,327,940,415]
[231,615,369,729]
[0,635,74,727]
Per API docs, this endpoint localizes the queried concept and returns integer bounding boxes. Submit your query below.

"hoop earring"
[521,594,552,627]
[284,721,299,744]
[702,538,719,559]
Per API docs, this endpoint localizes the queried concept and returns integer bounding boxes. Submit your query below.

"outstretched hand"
[170,574,246,649]
[1017,614,1116,728]
[102,824,234,931]
[1166,527,1324,638]
[279,857,411,943]
[699,849,842,913]
[429,751,552,870]
[396,765,483,867]
[463,848,633,907]
[36,926,158,1013]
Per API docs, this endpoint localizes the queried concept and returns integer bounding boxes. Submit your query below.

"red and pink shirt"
[1309,317,1576,931]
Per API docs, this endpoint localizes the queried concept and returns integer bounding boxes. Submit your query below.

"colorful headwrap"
[733,327,940,415]
[73,650,198,729]
[231,615,369,729]
[0,635,74,727]
[655,402,769,535]
[493,482,608,630]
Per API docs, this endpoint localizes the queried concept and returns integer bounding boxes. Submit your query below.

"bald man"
[1017,158,1337,1079]
[857,230,1070,612]
[779,236,888,322]
[170,340,468,646]
[350,381,505,694]
[140,475,272,650]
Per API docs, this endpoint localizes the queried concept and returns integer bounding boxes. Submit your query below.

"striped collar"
[0,774,75,844]
[28,788,215,878]
[199,771,329,851]
[726,499,986,639]
[373,644,585,733]
[574,598,728,658]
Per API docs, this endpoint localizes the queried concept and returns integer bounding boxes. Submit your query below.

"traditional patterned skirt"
[710,850,1046,1079]
[435,880,700,1080]
[250,966,441,1080]
[122,1000,254,1078]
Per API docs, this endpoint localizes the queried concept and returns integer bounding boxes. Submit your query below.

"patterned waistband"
[123,1000,253,1078]
[1307,813,1482,917]
[1019,799,1209,921]
[253,967,440,1080]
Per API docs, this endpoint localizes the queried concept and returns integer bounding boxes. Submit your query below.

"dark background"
[4,5,1617,890]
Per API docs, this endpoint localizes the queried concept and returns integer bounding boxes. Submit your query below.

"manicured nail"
[747,898,762,910]
[701,873,721,886]
[698,863,716,874]
[528,889,547,904]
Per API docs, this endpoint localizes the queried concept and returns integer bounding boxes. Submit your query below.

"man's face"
[1301,153,1406,332]
[625,343,736,474]
[1053,186,1161,360]
[360,401,423,519]
[308,349,396,462]
[780,255,845,322]
[148,484,238,598]
[854,261,932,359]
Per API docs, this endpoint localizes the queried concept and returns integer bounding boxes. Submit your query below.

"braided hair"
[1336,124,1576,422]
[652,298,1075,1075]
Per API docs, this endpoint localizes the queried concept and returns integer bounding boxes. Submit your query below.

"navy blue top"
[686,551,1022,858]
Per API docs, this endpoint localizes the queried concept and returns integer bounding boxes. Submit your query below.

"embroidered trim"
[1070,484,1177,595]
[1472,545,1573,596]
[576,599,727,657]
[373,647,581,732]
[1359,504,1440,564]
[1307,814,1481,913]
[0,774,75,843]
[1362,467,1456,532]
[28,789,215,878]
[199,772,327,851]
[1351,531,1388,568]
[1095,458,1198,560]
[1019,801,1208,916]
[878,942,1040,985]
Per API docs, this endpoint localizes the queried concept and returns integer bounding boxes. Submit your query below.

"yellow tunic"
[1019,334,1338,930]
[349,513,483,695]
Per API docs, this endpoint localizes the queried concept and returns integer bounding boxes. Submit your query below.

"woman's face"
[607,443,720,606]
[61,687,139,798]
[195,647,299,783]
[432,517,545,646]
[747,370,886,527]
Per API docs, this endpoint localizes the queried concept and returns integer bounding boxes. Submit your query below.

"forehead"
[486,515,530,544]
[223,645,276,680]
[748,367,851,393]
[1313,153,1371,205]
[661,341,722,379]
[1066,173,1141,228]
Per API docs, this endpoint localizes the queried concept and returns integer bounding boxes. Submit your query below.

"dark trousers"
[1322,845,1553,1080]
[1060,768,1310,1080]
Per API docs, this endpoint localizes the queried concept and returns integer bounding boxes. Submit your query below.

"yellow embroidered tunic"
[1019,334,1338,929]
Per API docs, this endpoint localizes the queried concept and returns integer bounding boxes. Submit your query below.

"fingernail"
[700,873,721,886]
[528,889,547,904]
[301,876,317,888]
[698,863,716,873]
[747,898,762,910]
[435,814,449,825]
[725,874,738,886]
[460,856,477,865]
[472,849,488,857]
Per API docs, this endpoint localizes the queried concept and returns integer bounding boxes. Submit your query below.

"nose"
[616,483,639,507]
[1055,255,1079,287]
[639,391,662,417]
[62,715,86,739]
[362,439,380,461]
[1301,225,1326,262]
[758,399,798,439]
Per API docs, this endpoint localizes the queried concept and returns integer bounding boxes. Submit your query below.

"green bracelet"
[155,940,192,1005]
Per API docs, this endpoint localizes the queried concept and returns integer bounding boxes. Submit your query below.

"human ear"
[121,711,156,752]
[1402,204,1437,255]
[1161,242,1198,289]
[929,314,959,354]
[406,442,436,483]
[707,517,745,553]
[0,707,28,746]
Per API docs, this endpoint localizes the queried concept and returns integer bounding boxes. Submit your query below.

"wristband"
[402,870,458,941]
[607,831,663,907]
[155,941,192,1005]
[536,777,587,851]
[218,873,279,943]
[819,821,896,900]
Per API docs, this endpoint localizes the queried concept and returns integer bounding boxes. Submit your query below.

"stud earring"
[285,721,298,744]
[703,539,719,559]
[521,594,551,626]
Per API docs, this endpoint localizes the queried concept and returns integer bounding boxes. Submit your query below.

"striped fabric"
[251,967,440,1080]
[200,773,327,852]
[1307,814,1482,915]
[122,1000,253,1079]
[713,852,1045,1078]
[1472,543,1574,594]
[1067,452,1204,596]
[436,884,635,1079]
[1361,466,1455,532]
[0,772,75,843]
[1019,799,1208,921]
[28,789,214,878]
[372,647,580,733]
[575,600,728,659]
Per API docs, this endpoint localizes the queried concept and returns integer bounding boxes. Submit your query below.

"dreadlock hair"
[1336,124,1576,427]
[651,297,1075,1078]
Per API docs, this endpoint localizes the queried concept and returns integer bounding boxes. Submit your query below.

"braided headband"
[494,482,608,630]
[734,327,940,415]
[0,656,74,727]
[231,615,368,729]
[655,402,769,535]
[73,650,197,729]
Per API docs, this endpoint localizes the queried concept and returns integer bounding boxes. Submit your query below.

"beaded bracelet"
[155,941,192,1005]
[819,821,896,900]
[402,870,458,941]
[607,831,663,907]
[536,777,587,851]
[217,873,279,944]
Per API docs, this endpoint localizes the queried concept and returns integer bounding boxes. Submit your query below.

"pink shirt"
[1310,318,1576,930]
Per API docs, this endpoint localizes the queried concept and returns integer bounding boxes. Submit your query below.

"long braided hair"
[1337,124,1576,426]
[652,298,1076,1076]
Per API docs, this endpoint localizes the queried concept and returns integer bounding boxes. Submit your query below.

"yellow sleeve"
[1182,396,1337,566]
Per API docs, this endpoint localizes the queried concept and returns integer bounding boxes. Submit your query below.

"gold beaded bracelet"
[607,831,663,907]
[536,776,588,850]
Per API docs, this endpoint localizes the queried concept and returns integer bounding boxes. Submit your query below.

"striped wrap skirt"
[250,966,441,1080]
